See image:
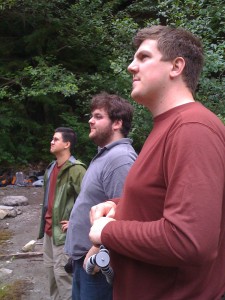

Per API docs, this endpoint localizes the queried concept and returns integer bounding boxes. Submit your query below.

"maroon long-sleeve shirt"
[102,102,225,300]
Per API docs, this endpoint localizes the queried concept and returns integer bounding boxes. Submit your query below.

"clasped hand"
[89,201,116,245]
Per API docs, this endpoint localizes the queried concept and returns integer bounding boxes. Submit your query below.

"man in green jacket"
[38,127,86,300]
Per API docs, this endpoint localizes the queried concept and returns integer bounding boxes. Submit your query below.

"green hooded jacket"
[38,156,86,246]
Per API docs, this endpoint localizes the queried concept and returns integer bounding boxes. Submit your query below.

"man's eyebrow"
[135,49,151,57]
[92,112,104,117]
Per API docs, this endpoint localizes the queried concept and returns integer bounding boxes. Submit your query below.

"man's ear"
[113,119,123,131]
[64,141,71,150]
[170,57,185,78]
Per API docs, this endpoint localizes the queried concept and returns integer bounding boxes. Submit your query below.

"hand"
[89,217,115,245]
[83,246,100,274]
[60,220,69,232]
[90,201,117,225]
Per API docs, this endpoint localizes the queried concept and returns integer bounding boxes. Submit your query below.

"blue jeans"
[72,257,112,300]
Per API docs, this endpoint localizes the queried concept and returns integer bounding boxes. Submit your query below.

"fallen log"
[0,251,43,260]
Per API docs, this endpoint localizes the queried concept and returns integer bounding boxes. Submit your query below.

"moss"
[0,279,33,300]
[0,229,13,255]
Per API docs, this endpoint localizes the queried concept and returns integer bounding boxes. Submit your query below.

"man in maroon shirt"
[89,26,225,299]
[38,127,86,300]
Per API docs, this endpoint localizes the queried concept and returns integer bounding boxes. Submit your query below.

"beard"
[89,125,114,148]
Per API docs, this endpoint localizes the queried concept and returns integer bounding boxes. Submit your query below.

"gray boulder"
[0,195,28,206]
[0,205,19,219]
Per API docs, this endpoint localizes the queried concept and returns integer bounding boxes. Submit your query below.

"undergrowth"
[0,230,33,299]
[0,279,33,300]
[0,229,12,255]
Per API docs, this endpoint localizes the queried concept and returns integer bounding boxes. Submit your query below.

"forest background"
[0,0,224,168]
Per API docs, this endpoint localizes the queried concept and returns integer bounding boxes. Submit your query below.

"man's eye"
[92,115,103,120]
[140,54,148,60]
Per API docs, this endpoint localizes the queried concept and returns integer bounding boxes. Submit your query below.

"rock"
[0,195,28,206]
[22,240,37,252]
[7,209,18,217]
[0,268,13,280]
[0,205,14,210]
[0,205,20,219]
[16,208,22,215]
[0,205,14,219]
[0,209,8,220]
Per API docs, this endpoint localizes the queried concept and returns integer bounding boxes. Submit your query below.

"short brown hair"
[133,25,204,94]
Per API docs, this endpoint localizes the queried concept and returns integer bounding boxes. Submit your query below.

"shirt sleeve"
[102,123,225,267]
[70,164,86,195]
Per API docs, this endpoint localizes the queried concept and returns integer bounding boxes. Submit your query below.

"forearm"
[101,210,221,267]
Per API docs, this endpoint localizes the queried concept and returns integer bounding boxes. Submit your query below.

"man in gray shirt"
[65,92,137,300]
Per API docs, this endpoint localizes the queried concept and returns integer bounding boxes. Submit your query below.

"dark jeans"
[72,257,112,300]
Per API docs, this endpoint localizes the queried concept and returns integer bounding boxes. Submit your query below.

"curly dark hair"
[91,92,134,137]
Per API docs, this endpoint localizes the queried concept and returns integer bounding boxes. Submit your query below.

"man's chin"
[89,133,95,139]
[131,88,139,98]
[89,135,98,145]
[131,91,140,102]
[131,91,145,104]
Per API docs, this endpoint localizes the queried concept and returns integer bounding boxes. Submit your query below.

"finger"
[106,207,116,218]
[90,206,102,224]
[60,220,68,224]
[90,209,94,225]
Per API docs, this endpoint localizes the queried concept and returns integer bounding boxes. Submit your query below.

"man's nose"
[127,60,137,74]
[89,117,94,124]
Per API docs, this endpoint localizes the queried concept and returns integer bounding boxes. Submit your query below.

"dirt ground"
[0,185,50,300]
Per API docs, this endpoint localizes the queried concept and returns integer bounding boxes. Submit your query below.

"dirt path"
[0,186,50,300]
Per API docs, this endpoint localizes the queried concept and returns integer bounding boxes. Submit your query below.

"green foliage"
[60,112,96,165]
[129,103,153,153]
[0,55,79,166]
[0,0,224,166]
[157,0,225,118]
[20,58,78,98]
[0,0,16,10]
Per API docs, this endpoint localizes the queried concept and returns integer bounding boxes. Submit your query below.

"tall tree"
[0,0,224,167]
